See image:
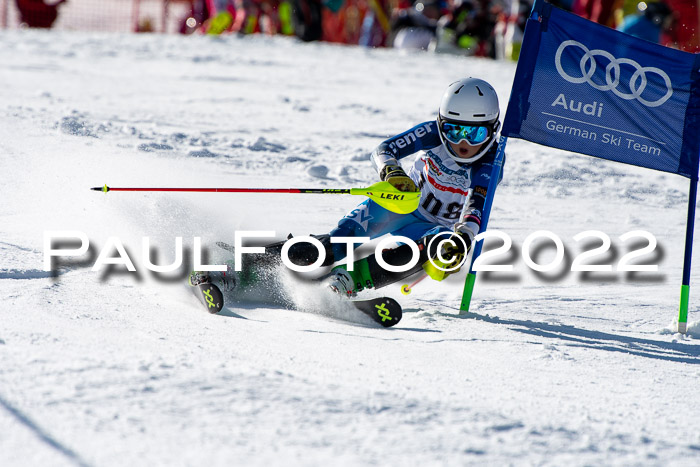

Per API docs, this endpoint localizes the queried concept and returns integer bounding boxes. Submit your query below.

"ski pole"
[91,180,421,215]
[400,273,428,295]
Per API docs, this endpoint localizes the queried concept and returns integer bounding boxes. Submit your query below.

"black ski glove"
[423,226,474,281]
[380,165,418,192]
[439,229,472,265]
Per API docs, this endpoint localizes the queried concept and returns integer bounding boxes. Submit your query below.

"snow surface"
[2,30,700,466]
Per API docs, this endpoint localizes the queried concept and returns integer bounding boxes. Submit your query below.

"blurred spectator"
[572,0,623,26]
[322,0,368,44]
[493,0,531,61]
[389,0,441,50]
[359,0,392,46]
[663,0,700,51]
[433,0,500,56]
[205,0,236,34]
[614,0,642,21]
[163,0,696,56]
[278,1,296,35]
[617,1,673,43]
[291,0,323,41]
[178,0,212,34]
[231,0,260,34]
[15,0,67,28]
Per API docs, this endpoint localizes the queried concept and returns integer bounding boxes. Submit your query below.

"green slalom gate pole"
[678,174,698,334]
[460,136,508,314]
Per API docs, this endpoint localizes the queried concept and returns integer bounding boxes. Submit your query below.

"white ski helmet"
[438,78,501,163]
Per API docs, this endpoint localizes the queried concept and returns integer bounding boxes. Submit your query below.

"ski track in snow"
[1,29,700,466]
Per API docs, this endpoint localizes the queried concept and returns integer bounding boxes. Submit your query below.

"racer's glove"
[423,225,474,281]
[452,222,475,250]
[438,227,473,268]
[380,165,418,192]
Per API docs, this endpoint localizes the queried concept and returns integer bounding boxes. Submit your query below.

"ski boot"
[188,271,211,286]
[325,268,356,297]
[189,267,238,293]
[324,239,434,296]
[325,260,378,297]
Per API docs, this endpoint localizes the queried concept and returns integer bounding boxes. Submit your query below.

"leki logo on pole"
[554,39,673,108]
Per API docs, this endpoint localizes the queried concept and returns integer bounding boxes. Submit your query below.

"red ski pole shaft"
[91,181,422,215]
[401,273,428,295]
[91,185,350,194]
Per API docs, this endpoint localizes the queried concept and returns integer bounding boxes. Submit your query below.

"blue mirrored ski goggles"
[440,122,490,145]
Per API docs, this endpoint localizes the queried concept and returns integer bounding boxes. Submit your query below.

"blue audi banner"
[503,0,700,179]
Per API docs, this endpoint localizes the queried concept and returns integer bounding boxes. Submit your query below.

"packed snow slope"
[1,30,700,466]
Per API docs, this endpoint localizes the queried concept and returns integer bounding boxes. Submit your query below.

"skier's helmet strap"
[438,78,500,164]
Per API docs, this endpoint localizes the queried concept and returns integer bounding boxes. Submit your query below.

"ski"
[192,241,403,327]
[191,282,225,314]
[190,275,403,327]
[350,296,402,327]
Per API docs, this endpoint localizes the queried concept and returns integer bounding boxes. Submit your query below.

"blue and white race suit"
[329,120,504,261]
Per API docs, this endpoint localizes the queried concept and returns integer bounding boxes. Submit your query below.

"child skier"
[191,77,504,297]
[320,76,504,295]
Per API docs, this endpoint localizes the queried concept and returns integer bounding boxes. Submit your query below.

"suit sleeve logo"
[554,39,673,108]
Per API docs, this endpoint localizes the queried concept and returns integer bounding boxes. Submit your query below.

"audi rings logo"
[554,40,673,108]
